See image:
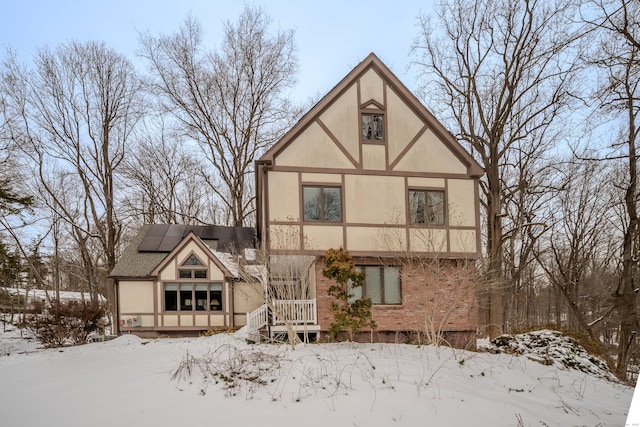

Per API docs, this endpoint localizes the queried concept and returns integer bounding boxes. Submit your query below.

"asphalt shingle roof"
[110,224,256,279]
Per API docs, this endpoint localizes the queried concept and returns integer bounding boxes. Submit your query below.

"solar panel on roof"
[146,224,169,236]
[136,224,255,253]
[197,226,219,239]
[158,235,182,252]
[137,235,163,252]
[165,225,186,237]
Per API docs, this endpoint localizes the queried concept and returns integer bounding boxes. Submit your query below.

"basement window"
[351,266,402,305]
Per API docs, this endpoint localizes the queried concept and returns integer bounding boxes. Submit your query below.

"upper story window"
[303,186,342,222]
[409,190,445,226]
[361,113,384,141]
[178,254,207,279]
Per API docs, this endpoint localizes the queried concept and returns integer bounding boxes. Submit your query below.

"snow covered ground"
[0,326,635,427]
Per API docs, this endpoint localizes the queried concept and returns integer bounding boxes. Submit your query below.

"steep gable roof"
[150,231,232,277]
[258,52,483,177]
[110,224,256,279]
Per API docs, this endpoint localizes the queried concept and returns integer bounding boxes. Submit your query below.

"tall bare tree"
[139,6,302,227]
[412,0,580,337]
[1,42,143,313]
[582,0,639,378]
[535,157,617,340]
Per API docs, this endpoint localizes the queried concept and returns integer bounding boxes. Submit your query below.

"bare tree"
[535,157,617,341]
[412,0,580,337]
[1,42,143,323]
[139,6,302,227]
[119,118,222,226]
[501,148,556,332]
[582,0,640,378]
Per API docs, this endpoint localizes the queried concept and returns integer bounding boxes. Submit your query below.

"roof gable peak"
[259,52,483,177]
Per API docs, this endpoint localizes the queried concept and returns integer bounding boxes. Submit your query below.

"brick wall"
[315,257,478,342]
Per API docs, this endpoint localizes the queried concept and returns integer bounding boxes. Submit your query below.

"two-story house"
[111,53,483,346]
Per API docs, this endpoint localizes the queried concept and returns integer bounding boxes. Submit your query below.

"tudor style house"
[111,53,483,346]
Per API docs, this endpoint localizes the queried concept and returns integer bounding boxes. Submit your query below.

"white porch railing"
[246,299,317,332]
[273,299,317,325]
[247,304,269,332]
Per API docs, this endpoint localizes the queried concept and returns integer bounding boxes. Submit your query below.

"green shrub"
[323,248,376,341]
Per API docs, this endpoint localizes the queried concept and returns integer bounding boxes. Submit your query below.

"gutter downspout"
[255,159,273,248]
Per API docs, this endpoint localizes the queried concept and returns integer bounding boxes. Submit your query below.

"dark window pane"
[179,269,192,279]
[195,283,208,311]
[427,191,445,225]
[362,114,373,140]
[194,270,207,279]
[410,190,444,225]
[362,114,384,141]
[183,255,203,266]
[409,190,426,224]
[180,288,193,311]
[209,291,222,311]
[373,115,384,140]
[303,187,321,221]
[164,283,177,311]
[210,283,223,311]
[323,187,342,222]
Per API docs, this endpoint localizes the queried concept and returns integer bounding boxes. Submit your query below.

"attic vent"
[183,255,203,266]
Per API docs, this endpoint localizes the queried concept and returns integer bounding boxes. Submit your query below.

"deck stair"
[246,299,319,342]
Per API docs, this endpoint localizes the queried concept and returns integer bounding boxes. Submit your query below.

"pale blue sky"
[1,0,436,103]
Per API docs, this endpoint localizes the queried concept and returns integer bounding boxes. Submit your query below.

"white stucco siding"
[275,122,355,169]
[393,129,467,174]
[345,175,405,224]
[448,179,477,227]
[303,225,344,251]
[346,226,407,252]
[408,228,448,253]
[320,84,359,161]
[268,171,300,222]
[119,281,154,314]
[361,144,386,170]
[359,69,384,105]
[269,224,302,250]
[450,229,478,254]
[387,87,425,164]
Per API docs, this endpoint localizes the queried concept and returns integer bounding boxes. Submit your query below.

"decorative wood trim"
[389,124,429,170]
[268,165,474,180]
[271,248,481,259]
[359,98,385,110]
[153,280,158,327]
[316,118,360,168]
